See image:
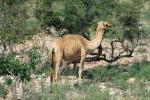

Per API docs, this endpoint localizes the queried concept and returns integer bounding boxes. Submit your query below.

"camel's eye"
[106,23,108,27]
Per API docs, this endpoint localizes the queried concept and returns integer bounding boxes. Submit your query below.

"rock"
[145,81,150,91]
[15,82,23,100]
[34,78,41,92]
[99,83,107,91]
[127,77,136,83]
[0,97,4,100]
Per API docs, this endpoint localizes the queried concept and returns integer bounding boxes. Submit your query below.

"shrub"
[25,84,65,100]
[135,62,150,81]
[0,46,41,83]
[0,84,8,99]
[34,61,50,75]
[26,17,39,32]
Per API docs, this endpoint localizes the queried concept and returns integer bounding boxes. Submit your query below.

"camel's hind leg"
[54,52,63,81]
[50,67,55,83]
[72,61,77,75]
[50,48,55,83]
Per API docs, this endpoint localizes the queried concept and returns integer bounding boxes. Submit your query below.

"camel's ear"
[104,22,107,26]
[105,22,111,27]
[102,22,107,28]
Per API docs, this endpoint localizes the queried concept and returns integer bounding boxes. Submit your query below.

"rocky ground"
[84,39,150,69]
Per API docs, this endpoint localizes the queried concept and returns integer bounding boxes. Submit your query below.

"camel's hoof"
[74,81,81,87]
[59,77,62,80]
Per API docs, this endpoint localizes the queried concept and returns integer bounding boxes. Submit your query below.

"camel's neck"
[87,29,104,50]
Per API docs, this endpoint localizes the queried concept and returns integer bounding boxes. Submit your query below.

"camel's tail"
[50,48,55,83]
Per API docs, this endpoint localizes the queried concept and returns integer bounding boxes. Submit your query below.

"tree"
[35,0,148,39]
[0,46,41,99]
[0,0,39,54]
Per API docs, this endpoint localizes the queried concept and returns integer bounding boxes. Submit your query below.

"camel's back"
[62,34,87,47]
[61,34,88,62]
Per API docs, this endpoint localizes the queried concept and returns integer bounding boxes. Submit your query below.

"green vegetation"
[0,46,41,82]
[0,0,149,44]
[35,0,149,39]
[0,0,150,99]
[83,61,150,88]
[0,0,39,45]
[136,47,146,53]
[34,61,50,75]
[0,84,8,99]
[21,61,150,100]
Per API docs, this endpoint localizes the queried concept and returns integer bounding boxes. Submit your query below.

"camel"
[50,21,111,83]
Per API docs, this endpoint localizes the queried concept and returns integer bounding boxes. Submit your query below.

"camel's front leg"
[97,44,103,59]
[78,54,86,82]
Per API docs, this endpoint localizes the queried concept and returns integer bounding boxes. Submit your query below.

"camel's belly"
[62,39,82,62]
[63,48,81,62]
[63,53,80,62]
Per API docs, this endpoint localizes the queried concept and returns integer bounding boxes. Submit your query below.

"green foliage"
[34,61,50,74]
[1,0,27,5]
[128,62,141,76]
[81,84,110,100]
[126,81,150,100]
[34,0,149,40]
[28,46,41,69]
[0,46,41,83]
[0,84,8,99]
[135,62,150,81]
[82,61,150,89]
[0,0,149,47]
[136,47,146,53]
[24,80,110,100]
[26,84,65,100]
[83,65,120,82]
[49,84,65,100]
[142,3,150,20]
[0,0,39,45]
[127,61,150,81]
[35,0,116,33]
[21,61,150,99]
[61,67,74,76]
[26,17,39,32]
[5,78,13,86]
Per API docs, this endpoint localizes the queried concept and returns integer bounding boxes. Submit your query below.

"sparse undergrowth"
[83,61,150,89]
[21,61,150,100]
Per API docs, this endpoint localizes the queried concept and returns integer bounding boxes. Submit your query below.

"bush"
[128,61,150,81]
[83,84,110,100]
[34,61,50,75]
[0,46,41,83]
[83,65,120,82]
[25,84,65,100]
[0,84,8,99]
[82,61,150,90]
[26,17,39,32]
[135,62,150,81]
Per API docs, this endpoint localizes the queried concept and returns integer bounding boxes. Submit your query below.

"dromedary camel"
[50,21,111,83]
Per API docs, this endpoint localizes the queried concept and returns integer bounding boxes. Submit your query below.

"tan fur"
[50,21,111,83]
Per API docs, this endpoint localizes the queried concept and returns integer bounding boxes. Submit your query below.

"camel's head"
[97,21,111,31]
